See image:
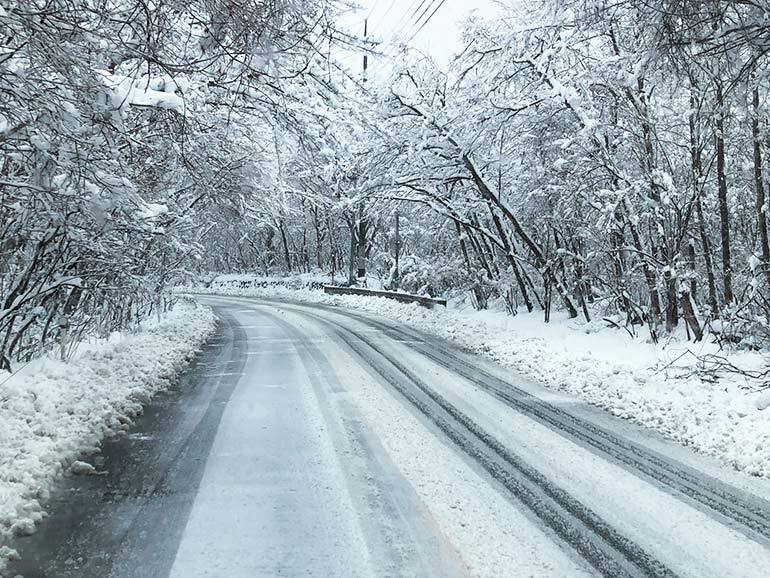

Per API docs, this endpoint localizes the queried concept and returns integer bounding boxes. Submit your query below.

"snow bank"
[191,282,770,480]
[196,271,388,292]
[206,272,328,290]
[0,301,216,572]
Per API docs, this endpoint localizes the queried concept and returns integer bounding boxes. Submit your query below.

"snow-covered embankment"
[0,301,216,571]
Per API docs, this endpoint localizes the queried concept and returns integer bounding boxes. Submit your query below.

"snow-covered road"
[10,296,770,577]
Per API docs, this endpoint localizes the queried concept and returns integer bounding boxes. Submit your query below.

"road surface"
[9,295,770,577]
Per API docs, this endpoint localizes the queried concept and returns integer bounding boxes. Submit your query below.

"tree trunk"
[488,206,533,313]
[314,210,324,270]
[680,286,703,342]
[462,153,578,318]
[621,199,662,329]
[471,214,501,277]
[463,224,494,279]
[456,221,489,309]
[326,216,338,277]
[571,242,591,321]
[455,220,473,273]
[357,209,367,280]
[348,220,357,285]
[687,239,697,300]
[689,82,719,315]
[715,79,733,305]
[752,82,770,290]
[664,269,678,333]
[278,220,292,272]
[544,277,553,323]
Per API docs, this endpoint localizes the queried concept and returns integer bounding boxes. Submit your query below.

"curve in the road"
[273,299,770,545]
[280,305,677,578]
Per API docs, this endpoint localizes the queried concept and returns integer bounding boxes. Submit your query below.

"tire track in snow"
[256,308,469,578]
[305,305,770,545]
[288,307,676,578]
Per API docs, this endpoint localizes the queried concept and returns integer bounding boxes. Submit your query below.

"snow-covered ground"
[0,300,216,572]
[189,277,770,481]
[203,271,387,290]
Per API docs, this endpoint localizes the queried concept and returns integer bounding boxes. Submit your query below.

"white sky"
[338,0,502,74]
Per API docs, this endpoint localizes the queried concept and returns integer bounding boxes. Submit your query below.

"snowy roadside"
[189,281,770,481]
[0,301,216,572]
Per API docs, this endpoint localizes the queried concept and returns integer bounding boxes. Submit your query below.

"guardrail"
[323,285,447,308]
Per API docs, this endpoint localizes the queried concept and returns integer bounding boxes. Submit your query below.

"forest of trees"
[0,0,342,366]
[3,0,770,366]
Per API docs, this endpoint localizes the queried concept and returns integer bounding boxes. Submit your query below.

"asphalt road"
[9,296,770,577]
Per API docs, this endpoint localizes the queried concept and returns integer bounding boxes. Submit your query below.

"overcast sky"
[338,0,502,74]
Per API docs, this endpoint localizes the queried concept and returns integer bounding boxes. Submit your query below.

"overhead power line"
[370,0,398,34]
[402,0,441,41]
[406,0,434,28]
[387,0,426,39]
[404,0,446,45]
[373,0,448,72]
[360,0,450,78]
[366,0,381,20]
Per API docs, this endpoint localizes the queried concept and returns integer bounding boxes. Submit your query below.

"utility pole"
[357,205,366,280]
[356,18,368,283]
[393,211,400,290]
[363,18,368,82]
